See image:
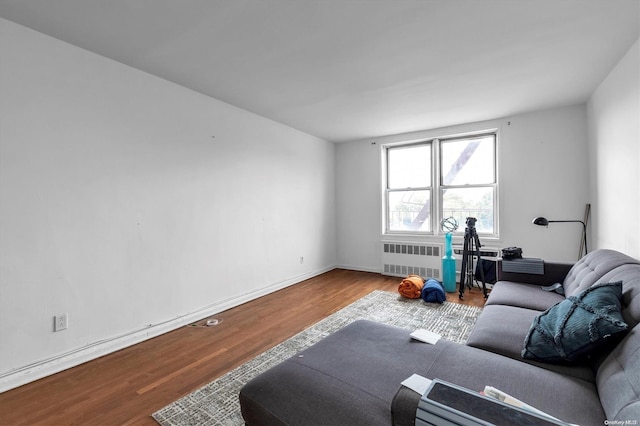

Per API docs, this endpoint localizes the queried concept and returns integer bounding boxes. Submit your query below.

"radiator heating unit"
[382,242,443,279]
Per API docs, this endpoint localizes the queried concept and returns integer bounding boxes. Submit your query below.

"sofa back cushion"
[564,248,639,295]
[563,250,640,328]
[608,263,640,329]
[596,325,640,421]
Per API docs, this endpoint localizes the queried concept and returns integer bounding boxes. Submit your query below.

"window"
[384,133,497,236]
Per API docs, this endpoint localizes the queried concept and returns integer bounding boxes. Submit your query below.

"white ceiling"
[1,0,638,142]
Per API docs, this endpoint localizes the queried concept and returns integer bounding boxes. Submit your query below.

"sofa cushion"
[484,281,565,311]
[522,282,628,363]
[596,325,640,422]
[467,304,540,358]
[466,304,595,381]
[598,263,640,329]
[562,249,640,297]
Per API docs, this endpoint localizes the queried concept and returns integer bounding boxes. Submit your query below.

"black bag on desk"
[502,246,522,260]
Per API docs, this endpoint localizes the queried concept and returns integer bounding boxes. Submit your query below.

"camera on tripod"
[465,217,477,229]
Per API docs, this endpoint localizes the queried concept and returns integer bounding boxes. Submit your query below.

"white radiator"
[381,242,443,279]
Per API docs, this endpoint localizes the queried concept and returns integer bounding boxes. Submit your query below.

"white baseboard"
[335,264,381,274]
[0,265,335,393]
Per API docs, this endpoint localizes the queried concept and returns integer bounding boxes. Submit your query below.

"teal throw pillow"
[522,281,628,362]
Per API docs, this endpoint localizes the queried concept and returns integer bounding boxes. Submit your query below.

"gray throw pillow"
[522,281,628,362]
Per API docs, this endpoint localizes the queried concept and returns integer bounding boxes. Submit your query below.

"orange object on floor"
[398,275,425,299]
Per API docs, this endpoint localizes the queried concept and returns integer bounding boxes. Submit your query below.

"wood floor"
[0,269,487,426]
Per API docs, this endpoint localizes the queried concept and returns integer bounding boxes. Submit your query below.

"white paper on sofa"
[401,374,433,395]
[410,328,441,344]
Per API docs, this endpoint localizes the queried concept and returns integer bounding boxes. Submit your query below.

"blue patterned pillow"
[522,281,628,362]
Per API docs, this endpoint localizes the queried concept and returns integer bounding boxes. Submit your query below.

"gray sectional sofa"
[239,249,640,425]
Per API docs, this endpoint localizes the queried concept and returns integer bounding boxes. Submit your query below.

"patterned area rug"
[152,290,482,426]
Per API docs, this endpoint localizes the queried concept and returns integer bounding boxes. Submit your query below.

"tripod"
[458,218,488,299]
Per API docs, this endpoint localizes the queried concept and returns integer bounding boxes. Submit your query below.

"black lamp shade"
[532,217,549,226]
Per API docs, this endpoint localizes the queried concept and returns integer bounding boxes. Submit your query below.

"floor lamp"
[532,217,588,260]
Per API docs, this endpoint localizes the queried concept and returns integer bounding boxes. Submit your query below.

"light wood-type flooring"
[0,269,487,426]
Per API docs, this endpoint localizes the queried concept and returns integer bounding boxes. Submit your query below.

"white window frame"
[383,131,499,238]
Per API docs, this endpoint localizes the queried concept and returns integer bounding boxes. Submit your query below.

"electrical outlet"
[54,313,68,332]
[300,256,304,264]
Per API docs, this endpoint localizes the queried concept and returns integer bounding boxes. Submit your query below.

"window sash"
[386,188,432,232]
[440,185,496,235]
[386,142,432,189]
[440,134,496,186]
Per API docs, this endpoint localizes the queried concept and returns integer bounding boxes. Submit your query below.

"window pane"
[388,190,431,232]
[441,136,495,185]
[388,145,431,189]
[442,187,494,233]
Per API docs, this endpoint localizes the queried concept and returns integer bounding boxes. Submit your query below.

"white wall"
[587,39,640,259]
[0,18,336,390]
[335,139,383,272]
[336,104,590,271]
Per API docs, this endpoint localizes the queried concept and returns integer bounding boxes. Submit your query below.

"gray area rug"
[152,290,482,426]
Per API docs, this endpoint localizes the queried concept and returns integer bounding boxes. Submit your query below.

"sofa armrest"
[497,260,574,286]
[391,386,421,426]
